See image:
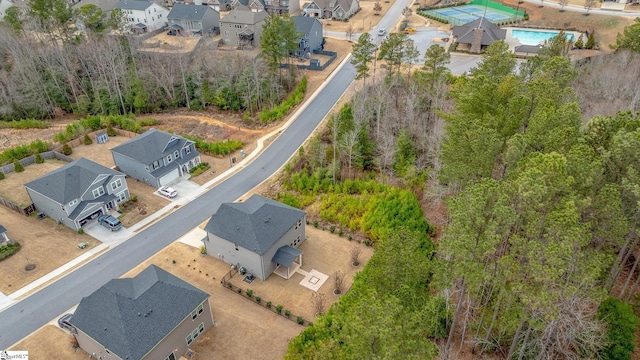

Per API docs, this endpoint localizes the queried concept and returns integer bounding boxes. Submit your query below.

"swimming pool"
[511,29,575,46]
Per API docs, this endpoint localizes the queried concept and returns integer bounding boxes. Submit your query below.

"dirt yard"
[138,31,202,54]
[0,159,69,207]
[320,0,397,33]
[0,206,99,296]
[10,226,373,360]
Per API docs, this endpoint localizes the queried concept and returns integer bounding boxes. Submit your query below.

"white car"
[158,186,178,198]
[377,28,386,36]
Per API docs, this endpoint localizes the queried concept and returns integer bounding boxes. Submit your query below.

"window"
[174,150,179,158]
[166,154,172,163]
[186,323,204,345]
[117,192,127,202]
[145,165,150,171]
[92,187,105,198]
[290,235,301,247]
[186,147,191,154]
[186,334,193,345]
[165,353,176,360]
[152,160,160,170]
[198,322,205,333]
[295,219,302,230]
[191,304,204,320]
[111,178,122,191]
[68,199,78,207]
[192,328,199,339]
[234,244,239,251]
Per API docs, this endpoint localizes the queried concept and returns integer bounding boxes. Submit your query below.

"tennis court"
[420,0,525,26]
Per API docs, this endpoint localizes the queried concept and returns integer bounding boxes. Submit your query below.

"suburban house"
[167,4,220,35]
[0,225,9,245]
[203,194,306,281]
[110,128,201,188]
[24,158,130,231]
[230,0,266,12]
[219,5,269,47]
[114,0,169,33]
[452,17,506,53]
[292,15,323,58]
[69,265,214,360]
[209,0,233,11]
[302,0,359,20]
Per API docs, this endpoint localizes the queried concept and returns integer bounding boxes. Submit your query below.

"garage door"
[159,168,180,186]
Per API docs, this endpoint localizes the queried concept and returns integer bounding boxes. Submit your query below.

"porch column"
[299,253,302,267]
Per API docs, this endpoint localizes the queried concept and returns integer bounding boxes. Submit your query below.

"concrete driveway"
[83,217,133,245]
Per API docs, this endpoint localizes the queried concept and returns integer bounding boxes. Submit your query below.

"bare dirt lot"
[11,226,373,360]
[0,159,68,207]
[320,0,396,33]
[0,206,99,295]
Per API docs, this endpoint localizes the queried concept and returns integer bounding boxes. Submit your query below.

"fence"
[220,265,239,285]
[0,151,72,174]
[280,50,338,71]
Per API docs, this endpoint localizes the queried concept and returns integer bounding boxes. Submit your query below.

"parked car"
[158,186,178,198]
[98,214,123,231]
[58,313,73,331]
[377,28,386,36]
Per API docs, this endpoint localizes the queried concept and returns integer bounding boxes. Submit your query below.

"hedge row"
[183,136,243,157]
[260,76,307,124]
[53,115,157,143]
[0,119,49,129]
[0,140,50,166]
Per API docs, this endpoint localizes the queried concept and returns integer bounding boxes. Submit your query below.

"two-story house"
[167,4,220,35]
[111,128,201,188]
[203,194,307,281]
[24,158,130,231]
[69,265,214,360]
[303,0,359,20]
[292,15,323,58]
[219,5,268,47]
[230,0,265,12]
[114,0,169,33]
[231,0,299,14]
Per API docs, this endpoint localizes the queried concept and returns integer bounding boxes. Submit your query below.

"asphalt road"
[0,57,358,350]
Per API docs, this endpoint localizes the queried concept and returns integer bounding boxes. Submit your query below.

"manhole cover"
[25,264,36,271]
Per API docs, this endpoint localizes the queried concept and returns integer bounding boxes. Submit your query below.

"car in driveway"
[98,214,123,231]
[377,28,386,36]
[58,313,73,331]
[158,186,178,198]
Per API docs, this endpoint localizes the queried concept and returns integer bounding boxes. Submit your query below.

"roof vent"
[138,313,141,316]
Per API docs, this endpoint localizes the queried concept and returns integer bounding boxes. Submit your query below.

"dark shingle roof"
[452,17,505,46]
[272,245,302,266]
[114,0,154,10]
[24,158,122,204]
[0,225,6,234]
[110,128,197,165]
[168,4,214,21]
[69,265,209,360]
[292,15,320,35]
[204,194,305,255]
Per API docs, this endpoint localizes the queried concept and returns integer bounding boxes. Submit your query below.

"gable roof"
[309,0,356,12]
[220,5,268,25]
[114,0,155,11]
[292,15,321,35]
[452,17,505,46]
[69,265,209,360]
[24,158,122,204]
[204,194,305,255]
[168,4,216,21]
[111,128,196,165]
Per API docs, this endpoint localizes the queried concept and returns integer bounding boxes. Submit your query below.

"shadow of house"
[203,194,307,281]
[69,265,214,360]
[452,16,505,53]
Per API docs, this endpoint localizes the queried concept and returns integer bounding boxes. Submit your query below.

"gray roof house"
[219,5,268,47]
[167,4,220,35]
[303,0,359,20]
[292,15,323,58]
[0,225,9,245]
[69,265,214,360]
[114,0,170,33]
[209,0,233,11]
[204,194,306,281]
[24,158,130,231]
[230,0,265,12]
[452,17,505,53]
[111,128,201,188]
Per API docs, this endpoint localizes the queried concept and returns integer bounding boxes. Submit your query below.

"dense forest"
[284,22,640,359]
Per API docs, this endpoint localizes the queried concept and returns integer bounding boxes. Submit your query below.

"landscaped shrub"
[598,297,639,359]
[255,296,261,303]
[246,289,253,298]
[189,162,211,177]
[276,305,283,314]
[35,153,44,164]
[284,309,291,318]
[83,133,92,145]
[296,316,304,325]
[0,140,49,165]
[0,241,21,261]
[77,228,84,234]
[106,124,117,136]
[266,301,272,308]
[13,161,24,172]
[62,143,73,155]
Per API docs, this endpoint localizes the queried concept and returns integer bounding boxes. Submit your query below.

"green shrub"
[255,296,261,303]
[83,133,92,145]
[106,124,117,136]
[0,119,49,129]
[284,309,291,318]
[246,289,253,298]
[0,241,21,260]
[62,143,73,155]
[35,153,44,164]
[296,316,304,325]
[0,172,4,180]
[237,288,242,294]
[0,140,49,166]
[78,228,84,234]
[184,136,243,157]
[276,305,283,314]
[259,76,307,124]
[598,297,639,360]
[266,301,272,308]
[13,161,24,172]
[189,162,211,177]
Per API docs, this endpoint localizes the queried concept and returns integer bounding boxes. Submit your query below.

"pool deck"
[503,27,583,52]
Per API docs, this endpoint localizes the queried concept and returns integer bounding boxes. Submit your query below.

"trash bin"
[239,267,246,275]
